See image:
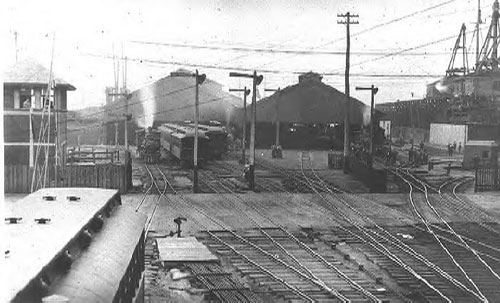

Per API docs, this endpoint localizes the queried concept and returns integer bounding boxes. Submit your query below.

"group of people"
[408,142,429,166]
[271,144,283,158]
[447,141,462,156]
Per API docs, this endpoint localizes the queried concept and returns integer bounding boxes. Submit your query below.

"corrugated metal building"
[232,72,382,148]
[105,69,241,145]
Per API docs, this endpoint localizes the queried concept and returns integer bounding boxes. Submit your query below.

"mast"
[476,0,482,65]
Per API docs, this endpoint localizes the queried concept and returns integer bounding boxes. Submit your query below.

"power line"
[129,39,453,56]
[257,0,458,70]
[82,52,443,77]
[67,94,232,135]
[340,25,489,73]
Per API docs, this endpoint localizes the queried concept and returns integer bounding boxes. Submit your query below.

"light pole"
[170,69,206,193]
[355,85,378,168]
[229,87,251,164]
[229,71,264,191]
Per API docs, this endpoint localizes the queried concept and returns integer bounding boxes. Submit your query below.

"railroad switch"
[35,218,51,224]
[5,217,22,224]
[169,217,187,238]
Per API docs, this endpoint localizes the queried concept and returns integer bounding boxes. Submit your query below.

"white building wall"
[429,123,468,146]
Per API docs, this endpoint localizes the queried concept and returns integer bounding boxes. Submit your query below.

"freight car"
[187,122,228,159]
[136,127,161,163]
[158,123,210,167]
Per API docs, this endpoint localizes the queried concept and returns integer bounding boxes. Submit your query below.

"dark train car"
[158,123,209,167]
[187,121,228,159]
[5,188,147,303]
[136,127,161,163]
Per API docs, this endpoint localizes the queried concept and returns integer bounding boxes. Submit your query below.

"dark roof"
[3,59,76,90]
[249,77,378,125]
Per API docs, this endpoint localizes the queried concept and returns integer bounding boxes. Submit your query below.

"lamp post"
[229,71,263,191]
[170,69,206,193]
[355,85,378,168]
[229,87,251,164]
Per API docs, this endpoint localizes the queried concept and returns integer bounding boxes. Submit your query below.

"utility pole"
[229,71,264,191]
[229,87,251,164]
[264,88,281,149]
[170,70,206,193]
[355,85,378,169]
[338,12,359,173]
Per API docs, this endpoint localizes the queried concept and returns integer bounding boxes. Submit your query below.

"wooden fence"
[5,155,131,194]
[59,163,129,193]
[4,165,32,193]
[475,167,500,191]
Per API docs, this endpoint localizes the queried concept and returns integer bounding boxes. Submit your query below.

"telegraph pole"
[355,85,378,168]
[229,71,264,191]
[229,87,251,164]
[338,12,358,173]
[171,70,206,193]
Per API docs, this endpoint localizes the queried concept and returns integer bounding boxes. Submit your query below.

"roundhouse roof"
[241,74,379,125]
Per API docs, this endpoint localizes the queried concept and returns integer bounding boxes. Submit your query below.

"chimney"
[298,72,323,84]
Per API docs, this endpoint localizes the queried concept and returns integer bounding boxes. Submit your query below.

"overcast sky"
[1,0,488,109]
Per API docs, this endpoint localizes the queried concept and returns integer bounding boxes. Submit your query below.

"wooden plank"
[157,237,218,262]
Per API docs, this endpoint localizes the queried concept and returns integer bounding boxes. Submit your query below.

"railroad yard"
[117,147,500,303]
[8,1,500,303]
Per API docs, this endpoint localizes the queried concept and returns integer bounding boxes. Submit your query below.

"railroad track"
[297,154,493,302]
[385,168,500,302]
[141,163,391,302]
[205,160,285,193]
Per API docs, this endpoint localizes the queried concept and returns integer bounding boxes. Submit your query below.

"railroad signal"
[229,71,264,190]
[229,87,251,164]
[170,69,206,193]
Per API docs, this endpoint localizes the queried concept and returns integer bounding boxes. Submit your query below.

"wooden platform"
[157,237,218,262]
[4,188,119,302]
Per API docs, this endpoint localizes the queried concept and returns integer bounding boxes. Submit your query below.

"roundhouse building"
[231,72,382,149]
[105,69,241,146]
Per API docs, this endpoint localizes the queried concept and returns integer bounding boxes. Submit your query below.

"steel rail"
[198,170,377,302]
[261,155,482,300]
[398,171,488,302]
[404,170,500,291]
[298,157,456,303]
[143,164,169,236]
[152,166,320,302]
[135,167,156,212]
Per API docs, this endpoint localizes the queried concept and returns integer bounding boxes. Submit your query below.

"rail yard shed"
[104,69,241,146]
[232,72,383,149]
